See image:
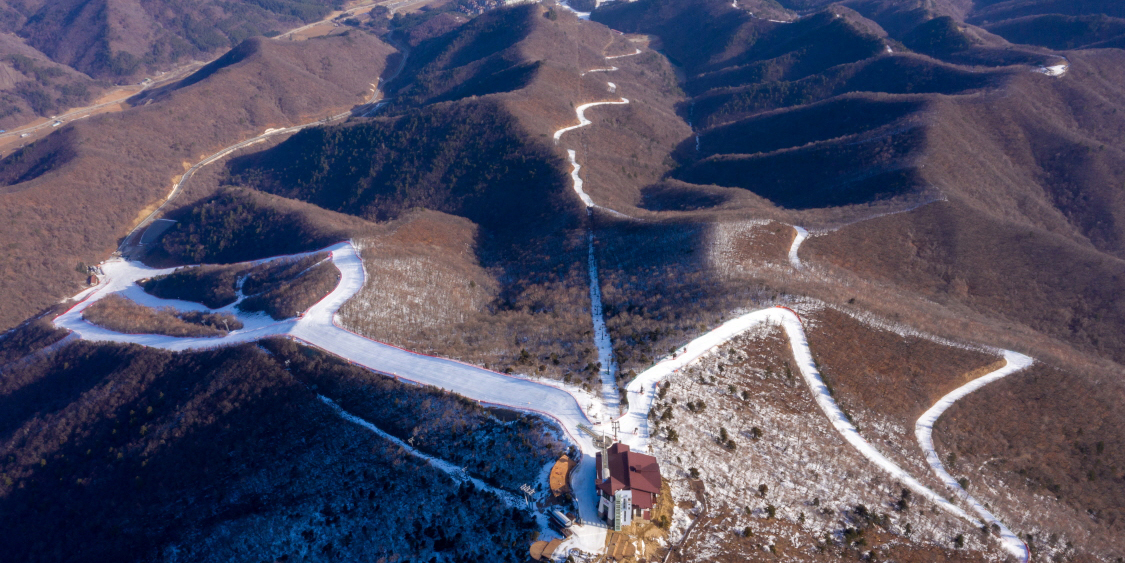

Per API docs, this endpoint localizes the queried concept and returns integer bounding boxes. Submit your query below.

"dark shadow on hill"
[0,129,79,194]
[146,188,375,266]
[639,181,733,211]
[0,341,544,562]
[225,98,581,265]
[593,215,769,374]
[675,95,926,163]
[385,4,541,108]
[687,54,1000,128]
[127,38,267,106]
[980,13,1125,50]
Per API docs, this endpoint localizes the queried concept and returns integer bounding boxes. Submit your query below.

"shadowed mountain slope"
[0,339,555,562]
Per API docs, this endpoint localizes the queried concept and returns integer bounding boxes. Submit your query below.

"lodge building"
[595,442,661,530]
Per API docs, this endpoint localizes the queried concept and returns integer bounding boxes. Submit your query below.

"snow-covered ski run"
[611,307,1032,559]
[52,241,1033,560]
[54,241,611,550]
[555,45,646,430]
[44,40,1036,563]
[552,98,630,142]
[789,225,809,269]
[916,351,1034,560]
[586,228,620,412]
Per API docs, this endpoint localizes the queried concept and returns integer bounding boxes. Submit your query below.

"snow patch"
[788,226,808,270]
[1037,64,1068,77]
[553,98,630,142]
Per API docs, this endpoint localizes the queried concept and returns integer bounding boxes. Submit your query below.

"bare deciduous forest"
[82,295,242,337]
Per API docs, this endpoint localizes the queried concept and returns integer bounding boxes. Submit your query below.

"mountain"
[0,31,394,331]
[0,0,339,80]
[1,0,1124,561]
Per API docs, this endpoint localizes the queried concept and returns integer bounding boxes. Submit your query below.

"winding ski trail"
[916,351,1033,560]
[45,34,1036,563]
[54,241,610,549]
[553,99,630,142]
[553,44,644,426]
[789,226,809,269]
[52,239,1033,559]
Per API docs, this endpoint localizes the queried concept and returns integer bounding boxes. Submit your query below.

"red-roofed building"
[595,443,662,529]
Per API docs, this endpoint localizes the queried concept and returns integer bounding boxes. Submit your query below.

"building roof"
[549,455,574,496]
[597,443,661,497]
[529,540,547,560]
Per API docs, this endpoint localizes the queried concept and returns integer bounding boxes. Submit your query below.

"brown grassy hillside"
[0,34,104,129]
[805,200,1125,364]
[6,0,339,81]
[0,32,394,331]
[225,4,669,379]
[935,360,1125,559]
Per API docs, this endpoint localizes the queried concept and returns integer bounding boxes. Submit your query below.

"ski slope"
[789,226,809,269]
[54,241,610,549]
[916,351,1034,560]
[53,238,1034,560]
[46,36,1038,562]
[553,99,630,141]
[613,307,1032,560]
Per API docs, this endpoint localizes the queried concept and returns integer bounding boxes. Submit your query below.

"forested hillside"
[0,340,548,562]
[0,32,393,331]
[1,0,1125,561]
[1,0,339,80]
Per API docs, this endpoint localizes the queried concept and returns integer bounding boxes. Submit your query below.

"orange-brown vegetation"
[82,295,243,337]
[0,32,394,331]
[238,260,340,319]
[11,0,337,80]
[804,306,997,491]
[935,361,1125,559]
[339,209,596,380]
[806,308,995,425]
[0,34,104,129]
[805,201,1125,365]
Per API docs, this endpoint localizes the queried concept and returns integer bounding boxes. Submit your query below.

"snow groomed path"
[611,306,1032,559]
[549,42,1033,555]
[47,35,1036,563]
[916,351,1033,560]
[55,242,610,546]
[789,225,809,270]
[553,44,646,429]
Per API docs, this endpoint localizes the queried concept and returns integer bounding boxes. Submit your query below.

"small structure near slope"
[549,454,577,497]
